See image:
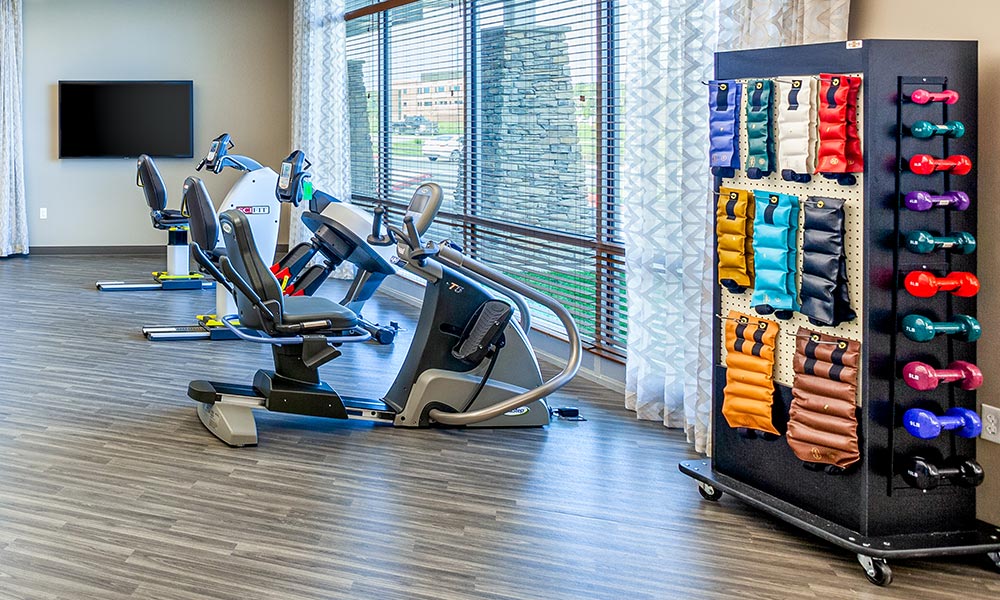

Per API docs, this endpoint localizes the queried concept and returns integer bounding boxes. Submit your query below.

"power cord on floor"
[550,406,586,421]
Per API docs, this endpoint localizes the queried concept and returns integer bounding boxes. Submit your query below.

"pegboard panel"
[717,74,865,403]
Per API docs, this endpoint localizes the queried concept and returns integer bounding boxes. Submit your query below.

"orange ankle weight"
[722,311,779,435]
[787,328,861,468]
[717,187,754,293]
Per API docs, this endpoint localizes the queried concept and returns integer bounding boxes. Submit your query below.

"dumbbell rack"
[679,40,1000,585]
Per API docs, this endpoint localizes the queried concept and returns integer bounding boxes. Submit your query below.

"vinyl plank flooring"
[0,254,998,599]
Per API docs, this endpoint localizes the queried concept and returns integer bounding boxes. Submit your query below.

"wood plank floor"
[0,254,998,599]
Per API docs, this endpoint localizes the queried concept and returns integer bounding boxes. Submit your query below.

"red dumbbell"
[909,154,973,176]
[902,360,983,391]
[904,270,979,298]
[909,89,960,105]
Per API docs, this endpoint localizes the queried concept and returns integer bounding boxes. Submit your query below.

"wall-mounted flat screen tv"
[58,80,194,158]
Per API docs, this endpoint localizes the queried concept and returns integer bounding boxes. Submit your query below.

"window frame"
[345,0,625,362]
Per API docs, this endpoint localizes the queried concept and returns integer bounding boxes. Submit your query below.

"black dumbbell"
[902,455,984,490]
[901,314,981,342]
[905,230,976,254]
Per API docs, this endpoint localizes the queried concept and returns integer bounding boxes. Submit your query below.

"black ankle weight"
[799,197,856,327]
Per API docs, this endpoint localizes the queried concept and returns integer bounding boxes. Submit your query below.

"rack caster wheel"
[858,554,893,586]
[987,551,1000,573]
[698,483,723,502]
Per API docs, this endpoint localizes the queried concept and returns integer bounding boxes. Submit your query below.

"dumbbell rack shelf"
[680,39,1000,586]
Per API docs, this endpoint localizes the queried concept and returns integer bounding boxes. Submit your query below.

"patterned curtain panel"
[0,0,27,257]
[620,0,848,454]
[289,0,352,273]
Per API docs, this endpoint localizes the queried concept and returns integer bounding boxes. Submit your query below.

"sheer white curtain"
[0,0,27,257]
[620,0,849,454]
[289,0,352,273]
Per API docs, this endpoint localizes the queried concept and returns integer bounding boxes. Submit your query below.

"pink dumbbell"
[902,360,983,391]
[909,89,960,105]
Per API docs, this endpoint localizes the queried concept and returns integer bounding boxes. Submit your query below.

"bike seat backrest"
[219,209,284,331]
[404,182,443,237]
[136,154,168,213]
[182,177,220,254]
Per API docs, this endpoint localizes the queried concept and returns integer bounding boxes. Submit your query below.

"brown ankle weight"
[722,311,779,435]
[787,328,860,467]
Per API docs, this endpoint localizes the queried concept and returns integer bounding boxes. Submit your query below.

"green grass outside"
[393,138,424,156]
[504,267,627,341]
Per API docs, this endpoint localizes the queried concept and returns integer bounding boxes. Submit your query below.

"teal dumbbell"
[902,313,981,342]
[910,120,966,139]
[905,230,976,254]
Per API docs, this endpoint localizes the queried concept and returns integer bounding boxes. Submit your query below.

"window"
[346,0,624,361]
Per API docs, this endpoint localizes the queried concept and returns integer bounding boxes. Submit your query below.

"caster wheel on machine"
[374,328,396,345]
[698,483,723,502]
[858,555,893,586]
[986,551,1000,573]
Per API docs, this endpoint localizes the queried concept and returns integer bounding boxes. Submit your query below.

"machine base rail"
[97,278,215,292]
[142,322,242,341]
[680,460,1000,585]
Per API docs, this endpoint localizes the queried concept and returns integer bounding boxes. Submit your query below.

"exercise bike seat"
[138,154,189,230]
[220,209,359,334]
[282,296,358,329]
[152,209,189,228]
[183,177,227,262]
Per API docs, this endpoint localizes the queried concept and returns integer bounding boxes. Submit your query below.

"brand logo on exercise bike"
[504,406,530,417]
[236,205,271,215]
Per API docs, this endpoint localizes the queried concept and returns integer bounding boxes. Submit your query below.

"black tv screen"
[59,81,193,158]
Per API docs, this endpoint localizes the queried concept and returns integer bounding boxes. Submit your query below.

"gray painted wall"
[22,0,292,248]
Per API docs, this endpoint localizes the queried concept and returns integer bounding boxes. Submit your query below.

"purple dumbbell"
[904,407,982,439]
[902,360,983,391]
[903,190,971,212]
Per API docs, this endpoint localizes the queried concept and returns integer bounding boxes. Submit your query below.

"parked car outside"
[422,134,463,161]
[392,116,439,135]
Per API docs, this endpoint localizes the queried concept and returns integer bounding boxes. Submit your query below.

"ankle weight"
[816,74,863,175]
[709,80,742,175]
[844,76,864,172]
[722,311,780,436]
[775,78,815,182]
[787,328,860,468]
[751,191,799,318]
[799,197,856,327]
[717,187,754,293]
[745,79,774,179]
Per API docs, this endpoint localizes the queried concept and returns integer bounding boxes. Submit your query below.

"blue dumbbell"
[904,407,982,439]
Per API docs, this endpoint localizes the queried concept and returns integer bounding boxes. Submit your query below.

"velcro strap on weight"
[750,191,800,316]
[708,80,742,170]
[775,78,815,177]
[787,328,860,467]
[722,311,780,436]
[799,197,856,327]
[716,187,754,292]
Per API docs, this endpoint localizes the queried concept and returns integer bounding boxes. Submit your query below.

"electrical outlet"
[39,207,47,220]
[981,404,1000,444]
